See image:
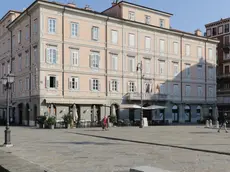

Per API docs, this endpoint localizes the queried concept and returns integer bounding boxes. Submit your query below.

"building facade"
[0,0,218,126]
[206,18,230,117]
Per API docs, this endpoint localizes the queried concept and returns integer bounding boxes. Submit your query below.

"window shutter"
[89,79,92,91]
[76,78,79,90]
[46,48,50,63]
[46,76,49,88]
[55,49,58,63]
[160,40,164,53]
[97,54,100,68]
[127,82,130,92]
[68,78,71,89]
[109,81,112,91]
[98,81,101,91]
[117,81,120,92]
[89,55,92,67]
[134,84,137,92]
[56,77,58,89]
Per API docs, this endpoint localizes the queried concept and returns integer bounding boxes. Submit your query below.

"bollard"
[216,121,219,129]
[205,120,210,128]
[209,119,213,128]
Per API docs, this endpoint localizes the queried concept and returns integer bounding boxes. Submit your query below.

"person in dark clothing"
[218,113,228,133]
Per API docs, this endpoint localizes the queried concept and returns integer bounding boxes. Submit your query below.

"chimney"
[84,5,92,11]
[195,29,202,36]
[112,2,117,6]
[67,1,76,8]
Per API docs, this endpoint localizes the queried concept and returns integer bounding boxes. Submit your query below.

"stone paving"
[0,126,230,172]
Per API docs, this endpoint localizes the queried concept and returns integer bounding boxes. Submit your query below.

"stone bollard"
[205,120,210,128]
[209,119,213,128]
[216,121,219,129]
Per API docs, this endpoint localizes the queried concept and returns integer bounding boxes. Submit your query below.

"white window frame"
[71,22,78,37]
[19,80,23,92]
[208,48,213,60]
[185,64,191,78]
[160,19,165,27]
[111,30,118,44]
[46,75,58,89]
[173,42,178,55]
[207,29,211,36]
[208,86,213,97]
[33,19,38,34]
[46,47,57,64]
[128,56,135,72]
[185,44,190,56]
[128,11,135,21]
[219,26,223,34]
[70,50,79,66]
[159,39,165,55]
[145,15,151,24]
[145,36,151,50]
[197,86,203,97]
[197,65,202,78]
[91,79,100,91]
[69,77,79,90]
[173,62,179,76]
[48,18,56,34]
[110,80,118,92]
[90,52,100,69]
[92,26,99,41]
[25,77,29,90]
[128,81,135,92]
[208,67,213,79]
[173,84,179,96]
[128,33,135,47]
[111,54,118,71]
[145,59,150,74]
[159,61,165,75]
[197,46,202,58]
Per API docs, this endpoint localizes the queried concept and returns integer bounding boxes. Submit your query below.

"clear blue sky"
[1,0,229,34]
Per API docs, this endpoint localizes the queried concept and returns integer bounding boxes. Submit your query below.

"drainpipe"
[205,40,207,102]
[62,7,66,97]
[105,17,109,97]
[180,34,184,103]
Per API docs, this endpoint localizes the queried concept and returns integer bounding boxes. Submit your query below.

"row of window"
[44,75,215,97]
[207,23,229,37]
[128,11,165,27]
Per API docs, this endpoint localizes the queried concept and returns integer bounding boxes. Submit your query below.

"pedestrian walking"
[102,115,108,131]
[218,113,228,133]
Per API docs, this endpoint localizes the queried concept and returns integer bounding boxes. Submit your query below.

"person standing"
[102,115,108,131]
[218,113,228,133]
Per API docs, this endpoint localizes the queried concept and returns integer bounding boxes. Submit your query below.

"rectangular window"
[46,76,57,89]
[159,61,165,75]
[225,24,229,33]
[71,22,78,37]
[34,47,37,63]
[25,25,29,40]
[90,52,100,69]
[71,50,79,66]
[185,44,190,56]
[185,64,191,78]
[145,15,151,24]
[224,35,229,44]
[128,81,135,92]
[34,19,38,34]
[18,30,21,44]
[160,39,165,54]
[173,84,179,96]
[159,19,164,28]
[25,51,29,67]
[145,59,150,73]
[48,18,56,33]
[110,80,118,92]
[18,55,22,71]
[69,77,79,90]
[212,27,217,36]
[129,33,135,47]
[111,54,118,71]
[92,26,99,40]
[197,86,203,97]
[19,80,23,92]
[225,65,229,74]
[208,48,213,60]
[7,62,10,74]
[91,79,99,91]
[173,63,179,76]
[197,65,202,78]
[173,42,178,54]
[219,26,223,34]
[208,67,213,79]
[207,29,211,36]
[128,11,135,21]
[160,83,165,94]
[197,47,202,58]
[111,30,118,44]
[185,85,191,96]
[145,83,151,93]
[145,37,151,50]
[208,87,213,97]
[25,77,29,90]
[128,57,135,72]
[46,47,57,64]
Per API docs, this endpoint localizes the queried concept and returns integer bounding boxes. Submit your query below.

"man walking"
[218,113,228,133]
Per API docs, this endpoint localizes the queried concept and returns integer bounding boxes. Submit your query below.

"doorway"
[172,105,179,123]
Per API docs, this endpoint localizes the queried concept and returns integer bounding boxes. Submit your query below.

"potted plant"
[45,116,56,129]
[36,116,47,128]
[62,114,73,129]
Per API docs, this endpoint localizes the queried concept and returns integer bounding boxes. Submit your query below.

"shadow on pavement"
[67,131,230,156]
[46,141,122,145]
[0,165,10,172]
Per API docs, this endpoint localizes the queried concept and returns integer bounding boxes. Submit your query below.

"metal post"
[4,81,12,146]
[140,61,144,128]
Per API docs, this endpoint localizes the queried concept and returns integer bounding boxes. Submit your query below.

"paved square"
[0,126,230,172]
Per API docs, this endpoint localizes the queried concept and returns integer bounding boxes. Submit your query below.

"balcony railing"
[126,93,168,101]
[217,73,230,79]
[223,42,230,53]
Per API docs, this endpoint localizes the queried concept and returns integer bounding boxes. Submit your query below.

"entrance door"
[185,105,191,122]
[172,105,179,123]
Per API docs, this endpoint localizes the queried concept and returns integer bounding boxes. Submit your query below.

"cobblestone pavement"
[0,126,230,172]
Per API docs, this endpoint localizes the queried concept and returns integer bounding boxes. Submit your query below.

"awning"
[144,105,167,110]
[119,104,142,109]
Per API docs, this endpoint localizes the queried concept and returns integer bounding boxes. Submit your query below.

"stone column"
[179,104,184,123]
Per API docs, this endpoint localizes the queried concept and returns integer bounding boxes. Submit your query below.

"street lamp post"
[1,73,15,147]
[137,61,144,128]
